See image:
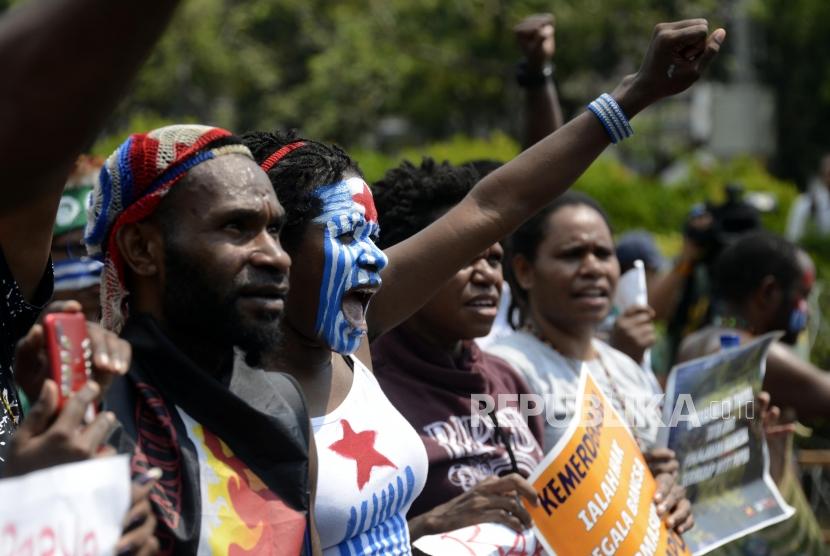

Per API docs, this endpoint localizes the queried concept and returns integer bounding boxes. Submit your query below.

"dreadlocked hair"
[241,129,360,251]
[506,191,612,329]
[373,157,481,249]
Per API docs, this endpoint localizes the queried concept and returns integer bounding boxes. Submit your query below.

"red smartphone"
[43,312,93,411]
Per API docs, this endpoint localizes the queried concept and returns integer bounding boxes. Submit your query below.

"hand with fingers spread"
[654,472,694,535]
[4,380,116,477]
[610,305,657,364]
[116,469,161,556]
[408,473,538,539]
[16,300,130,404]
[514,13,556,71]
[616,19,726,115]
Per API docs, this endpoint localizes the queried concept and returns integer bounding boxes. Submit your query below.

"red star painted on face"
[351,183,378,223]
[328,419,397,490]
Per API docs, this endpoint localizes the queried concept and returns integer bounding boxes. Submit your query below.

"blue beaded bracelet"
[597,96,628,140]
[587,93,633,143]
[587,102,621,143]
[599,93,633,137]
[595,98,626,141]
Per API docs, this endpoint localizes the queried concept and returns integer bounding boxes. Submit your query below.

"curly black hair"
[714,231,801,306]
[506,191,612,328]
[372,157,482,249]
[240,129,360,251]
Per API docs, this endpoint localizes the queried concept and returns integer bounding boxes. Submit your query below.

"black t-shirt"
[0,248,53,463]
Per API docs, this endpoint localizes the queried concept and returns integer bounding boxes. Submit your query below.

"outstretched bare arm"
[369,20,726,339]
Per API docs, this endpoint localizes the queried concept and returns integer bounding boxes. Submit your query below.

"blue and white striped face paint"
[313,177,389,354]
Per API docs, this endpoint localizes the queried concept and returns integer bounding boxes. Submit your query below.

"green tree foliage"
[751,0,830,185]
[96,0,722,147]
[4,0,824,182]
[360,133,794,236]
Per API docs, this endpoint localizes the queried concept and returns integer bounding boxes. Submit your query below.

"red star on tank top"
[328,419,397,490]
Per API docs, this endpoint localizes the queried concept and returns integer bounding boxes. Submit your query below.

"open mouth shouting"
[341,285,379,333]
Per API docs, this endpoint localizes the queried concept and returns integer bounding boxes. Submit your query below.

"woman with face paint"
[310,175,387,355]
[240,135,421,554]
[243,19,724,555]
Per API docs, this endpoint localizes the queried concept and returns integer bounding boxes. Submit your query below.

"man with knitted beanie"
[87,125,316,555]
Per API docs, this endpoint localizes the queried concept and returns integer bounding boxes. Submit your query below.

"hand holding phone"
[15,303,130,409]
[43,312,93,412]
[4,380,117,478]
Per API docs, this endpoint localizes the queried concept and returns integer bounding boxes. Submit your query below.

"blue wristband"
[587,101,621,143]
[596,96,628,141]
[600,93,633,138]
[587,94,633,143]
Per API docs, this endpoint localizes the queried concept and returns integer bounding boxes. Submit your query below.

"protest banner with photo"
[526,370,690,556]
[0,455,131,556]
[658,332,794,555]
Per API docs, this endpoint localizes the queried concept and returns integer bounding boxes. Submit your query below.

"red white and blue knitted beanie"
[84,124,253,332]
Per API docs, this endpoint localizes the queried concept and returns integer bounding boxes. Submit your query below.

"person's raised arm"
[368,20,726,338]
[0,0,180,299]
[514,13,564,147]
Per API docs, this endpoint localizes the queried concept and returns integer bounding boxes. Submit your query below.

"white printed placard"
[0,455,131,556]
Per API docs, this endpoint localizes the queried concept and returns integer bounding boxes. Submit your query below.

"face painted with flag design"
[313,176,388,354]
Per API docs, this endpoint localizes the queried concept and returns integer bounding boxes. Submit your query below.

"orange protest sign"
[525,371,691,556]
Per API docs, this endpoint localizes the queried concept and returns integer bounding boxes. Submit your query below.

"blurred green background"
[0,0,815,187]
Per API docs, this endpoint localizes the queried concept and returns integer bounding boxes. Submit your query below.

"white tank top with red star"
[312,355,428,555]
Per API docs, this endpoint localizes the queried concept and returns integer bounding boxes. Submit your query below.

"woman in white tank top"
[240,40,723,552]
